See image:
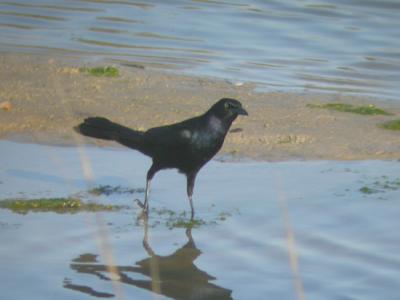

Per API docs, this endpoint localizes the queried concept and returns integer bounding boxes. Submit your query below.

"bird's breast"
[190,128,225,154]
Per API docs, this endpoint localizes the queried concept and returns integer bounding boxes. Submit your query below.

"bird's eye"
[224,102,235,110]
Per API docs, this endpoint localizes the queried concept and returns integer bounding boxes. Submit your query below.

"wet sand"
[0,53,399,161]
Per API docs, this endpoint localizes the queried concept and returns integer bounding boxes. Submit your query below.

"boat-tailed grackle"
[75,98,248,217]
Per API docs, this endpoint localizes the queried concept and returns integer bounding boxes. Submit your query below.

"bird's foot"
[135,198,149,220]
[135,198,145,209]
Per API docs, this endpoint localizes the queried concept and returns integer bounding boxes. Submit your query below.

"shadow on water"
[64,216,232,300]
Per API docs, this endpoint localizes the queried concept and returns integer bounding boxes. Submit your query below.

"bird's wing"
[142,116,213,166]
[144,119,198,149]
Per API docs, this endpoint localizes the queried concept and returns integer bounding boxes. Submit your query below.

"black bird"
[75,98,248,217]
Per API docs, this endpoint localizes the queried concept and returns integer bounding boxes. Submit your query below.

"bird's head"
[208,98,248,122]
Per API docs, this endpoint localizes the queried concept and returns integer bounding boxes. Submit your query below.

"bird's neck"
[207,114,235,135]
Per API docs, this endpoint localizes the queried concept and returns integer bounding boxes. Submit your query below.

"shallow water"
[0,0,399,100]
[1,140,400,299]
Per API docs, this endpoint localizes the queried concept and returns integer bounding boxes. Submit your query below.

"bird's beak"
[237,107,248,116]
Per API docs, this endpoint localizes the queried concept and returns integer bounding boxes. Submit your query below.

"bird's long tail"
[74,117,146,152]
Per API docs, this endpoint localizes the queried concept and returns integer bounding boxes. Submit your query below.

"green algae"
[88,185,145,196]
[379,119,400,131]
[0,197,125,214]
[360,176,400,196]
[146,206,238,229]
[80,66,119,77]
[307,102,391,115]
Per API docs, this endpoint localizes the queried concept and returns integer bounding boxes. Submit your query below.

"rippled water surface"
[0,0,399,100]
[1,141,400,299]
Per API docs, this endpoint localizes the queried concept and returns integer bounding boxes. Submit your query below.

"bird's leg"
[186,173,197,220]
[143,176,151,212]
[136,164,157,215]
[188,195,194,220]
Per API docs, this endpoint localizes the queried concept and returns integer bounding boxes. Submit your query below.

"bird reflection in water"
[63,217,232,299]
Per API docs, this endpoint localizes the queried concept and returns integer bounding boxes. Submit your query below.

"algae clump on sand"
[0,197,124,214]
[80,66,119,77]
[379,119,400,131]
[307,102,391,115]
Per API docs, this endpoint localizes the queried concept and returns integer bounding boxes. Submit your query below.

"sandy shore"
[0,53,399,161]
